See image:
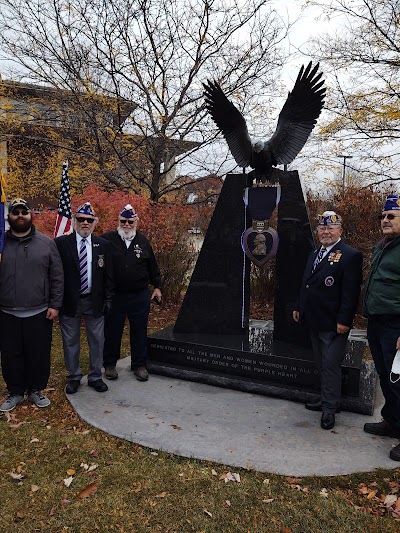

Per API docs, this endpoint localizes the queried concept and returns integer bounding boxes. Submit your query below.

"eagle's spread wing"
[267,62,326,165]
[203,80,252,168]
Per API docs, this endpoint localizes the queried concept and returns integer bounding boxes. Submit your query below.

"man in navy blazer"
[293,211,362,430]
[55,202,114,394]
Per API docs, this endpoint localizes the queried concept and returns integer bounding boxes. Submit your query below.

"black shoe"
[105,366,118,380]
[321,412,335,430]
[65,380,80,394]
[364,420,400,438]
[133,366,149,381]
[390,443,400,461]
[88,379,108,392]
[305,400,341,413]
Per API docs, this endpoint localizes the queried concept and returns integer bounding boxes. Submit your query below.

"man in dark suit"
[293,211,363,430]
[55,202,114,394]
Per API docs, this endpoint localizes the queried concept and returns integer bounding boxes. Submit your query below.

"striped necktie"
[312,247,327,272]
[79,238,89,293]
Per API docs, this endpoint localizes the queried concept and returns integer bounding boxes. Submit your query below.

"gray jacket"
[0,226,64,312]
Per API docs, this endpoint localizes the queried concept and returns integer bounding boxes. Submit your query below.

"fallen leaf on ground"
[286,477,302,484]
[150,452,158,456]
[76,482,98,498]
[262,498,274,504]
[87,464,98,472]
[225,500,231,507]
[66,469,76,476]
[63,476,74,487]
[61,499,71,505]
[383,494,397,507]
[170,424,182,430]
[155,492,168,498]
[8,472,26,481]
[30,485,39,492]
[320,488,329,498]
[211,469,218,476]
[220,472,241,483]
[89,450,99,458]
[204,509,212,517]
[30,438,39,443]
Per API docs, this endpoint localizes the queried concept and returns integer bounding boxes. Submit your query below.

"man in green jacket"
[363,194,400,461]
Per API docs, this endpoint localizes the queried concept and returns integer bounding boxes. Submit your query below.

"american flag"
[54,162,72,237]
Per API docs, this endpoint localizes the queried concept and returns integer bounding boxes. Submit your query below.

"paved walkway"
[67,356,399,477]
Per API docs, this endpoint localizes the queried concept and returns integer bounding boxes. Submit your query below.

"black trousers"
[309,329,349,413]
[0,310,53,395]
[103,289,150,369]
[367,317,400,430]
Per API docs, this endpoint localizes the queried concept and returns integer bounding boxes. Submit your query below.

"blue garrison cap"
[120,204,138,219]
[76,202,96,216]
[317,210,342,226]
[383,194,400,211]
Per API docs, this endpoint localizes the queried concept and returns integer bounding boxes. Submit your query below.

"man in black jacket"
[101,204,162,381]
[293,211,363,430]
[55,202,114,394]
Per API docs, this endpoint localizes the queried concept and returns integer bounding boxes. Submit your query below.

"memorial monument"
[148,63,376,414]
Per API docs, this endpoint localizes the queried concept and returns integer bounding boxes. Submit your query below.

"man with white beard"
[101,204,162,381]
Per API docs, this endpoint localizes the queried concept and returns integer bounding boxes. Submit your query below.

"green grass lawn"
[0,314,400,532]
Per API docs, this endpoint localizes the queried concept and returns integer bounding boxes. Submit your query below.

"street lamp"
[336,154,353,190]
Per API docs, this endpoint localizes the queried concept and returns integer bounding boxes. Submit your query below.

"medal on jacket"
[97,254,105,268]
[327,250,342,265]
[134,244,143,258]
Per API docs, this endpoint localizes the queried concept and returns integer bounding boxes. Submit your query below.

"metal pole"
[336,154,353,190]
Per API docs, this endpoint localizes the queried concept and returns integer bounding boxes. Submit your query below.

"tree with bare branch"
[0,0,293,201]
[307,0,400,187]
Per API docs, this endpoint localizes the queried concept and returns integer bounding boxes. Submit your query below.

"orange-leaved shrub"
[34,184,195,302]
[252,186,388,307]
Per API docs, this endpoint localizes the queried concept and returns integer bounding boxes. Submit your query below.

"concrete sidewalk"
[67,356,399,477]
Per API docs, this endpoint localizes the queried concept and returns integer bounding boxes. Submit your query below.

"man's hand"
[396,337,400,350]
[102,300,112,317]
[293,310,300,322]
[151,288,162,305]
[46,308,59,320]
[337,323,350,334]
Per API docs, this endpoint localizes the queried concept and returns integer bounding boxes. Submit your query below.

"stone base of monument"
[148,321,377,415]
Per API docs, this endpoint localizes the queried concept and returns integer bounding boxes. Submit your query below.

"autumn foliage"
[34,184,195,302]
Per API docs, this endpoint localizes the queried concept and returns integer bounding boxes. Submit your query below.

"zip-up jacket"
[0,226,64,312]
[101,230,161,293]
[363,235,400,317]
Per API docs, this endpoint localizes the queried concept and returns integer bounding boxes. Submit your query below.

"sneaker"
[28,390,51,408]
[133,366,149,381]
[0,394,24,412]
[105,366,118,380]
[364,420,400,438]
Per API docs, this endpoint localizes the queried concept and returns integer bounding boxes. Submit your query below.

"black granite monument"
[148,169,376,415]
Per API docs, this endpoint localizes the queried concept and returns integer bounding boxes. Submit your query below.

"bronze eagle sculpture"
[203,62,326,183]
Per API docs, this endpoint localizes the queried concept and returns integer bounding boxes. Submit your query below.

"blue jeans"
[103,289,150,369]
[367,317,400,430]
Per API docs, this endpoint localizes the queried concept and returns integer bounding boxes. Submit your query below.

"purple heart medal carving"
[242,185,281,267]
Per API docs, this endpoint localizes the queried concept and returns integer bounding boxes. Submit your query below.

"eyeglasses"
[377,214,400,220]
[76,216,95,223]
[11,209,29,216]
[119,219,136,225]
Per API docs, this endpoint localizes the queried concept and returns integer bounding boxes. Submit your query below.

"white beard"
[117,227,136,240]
